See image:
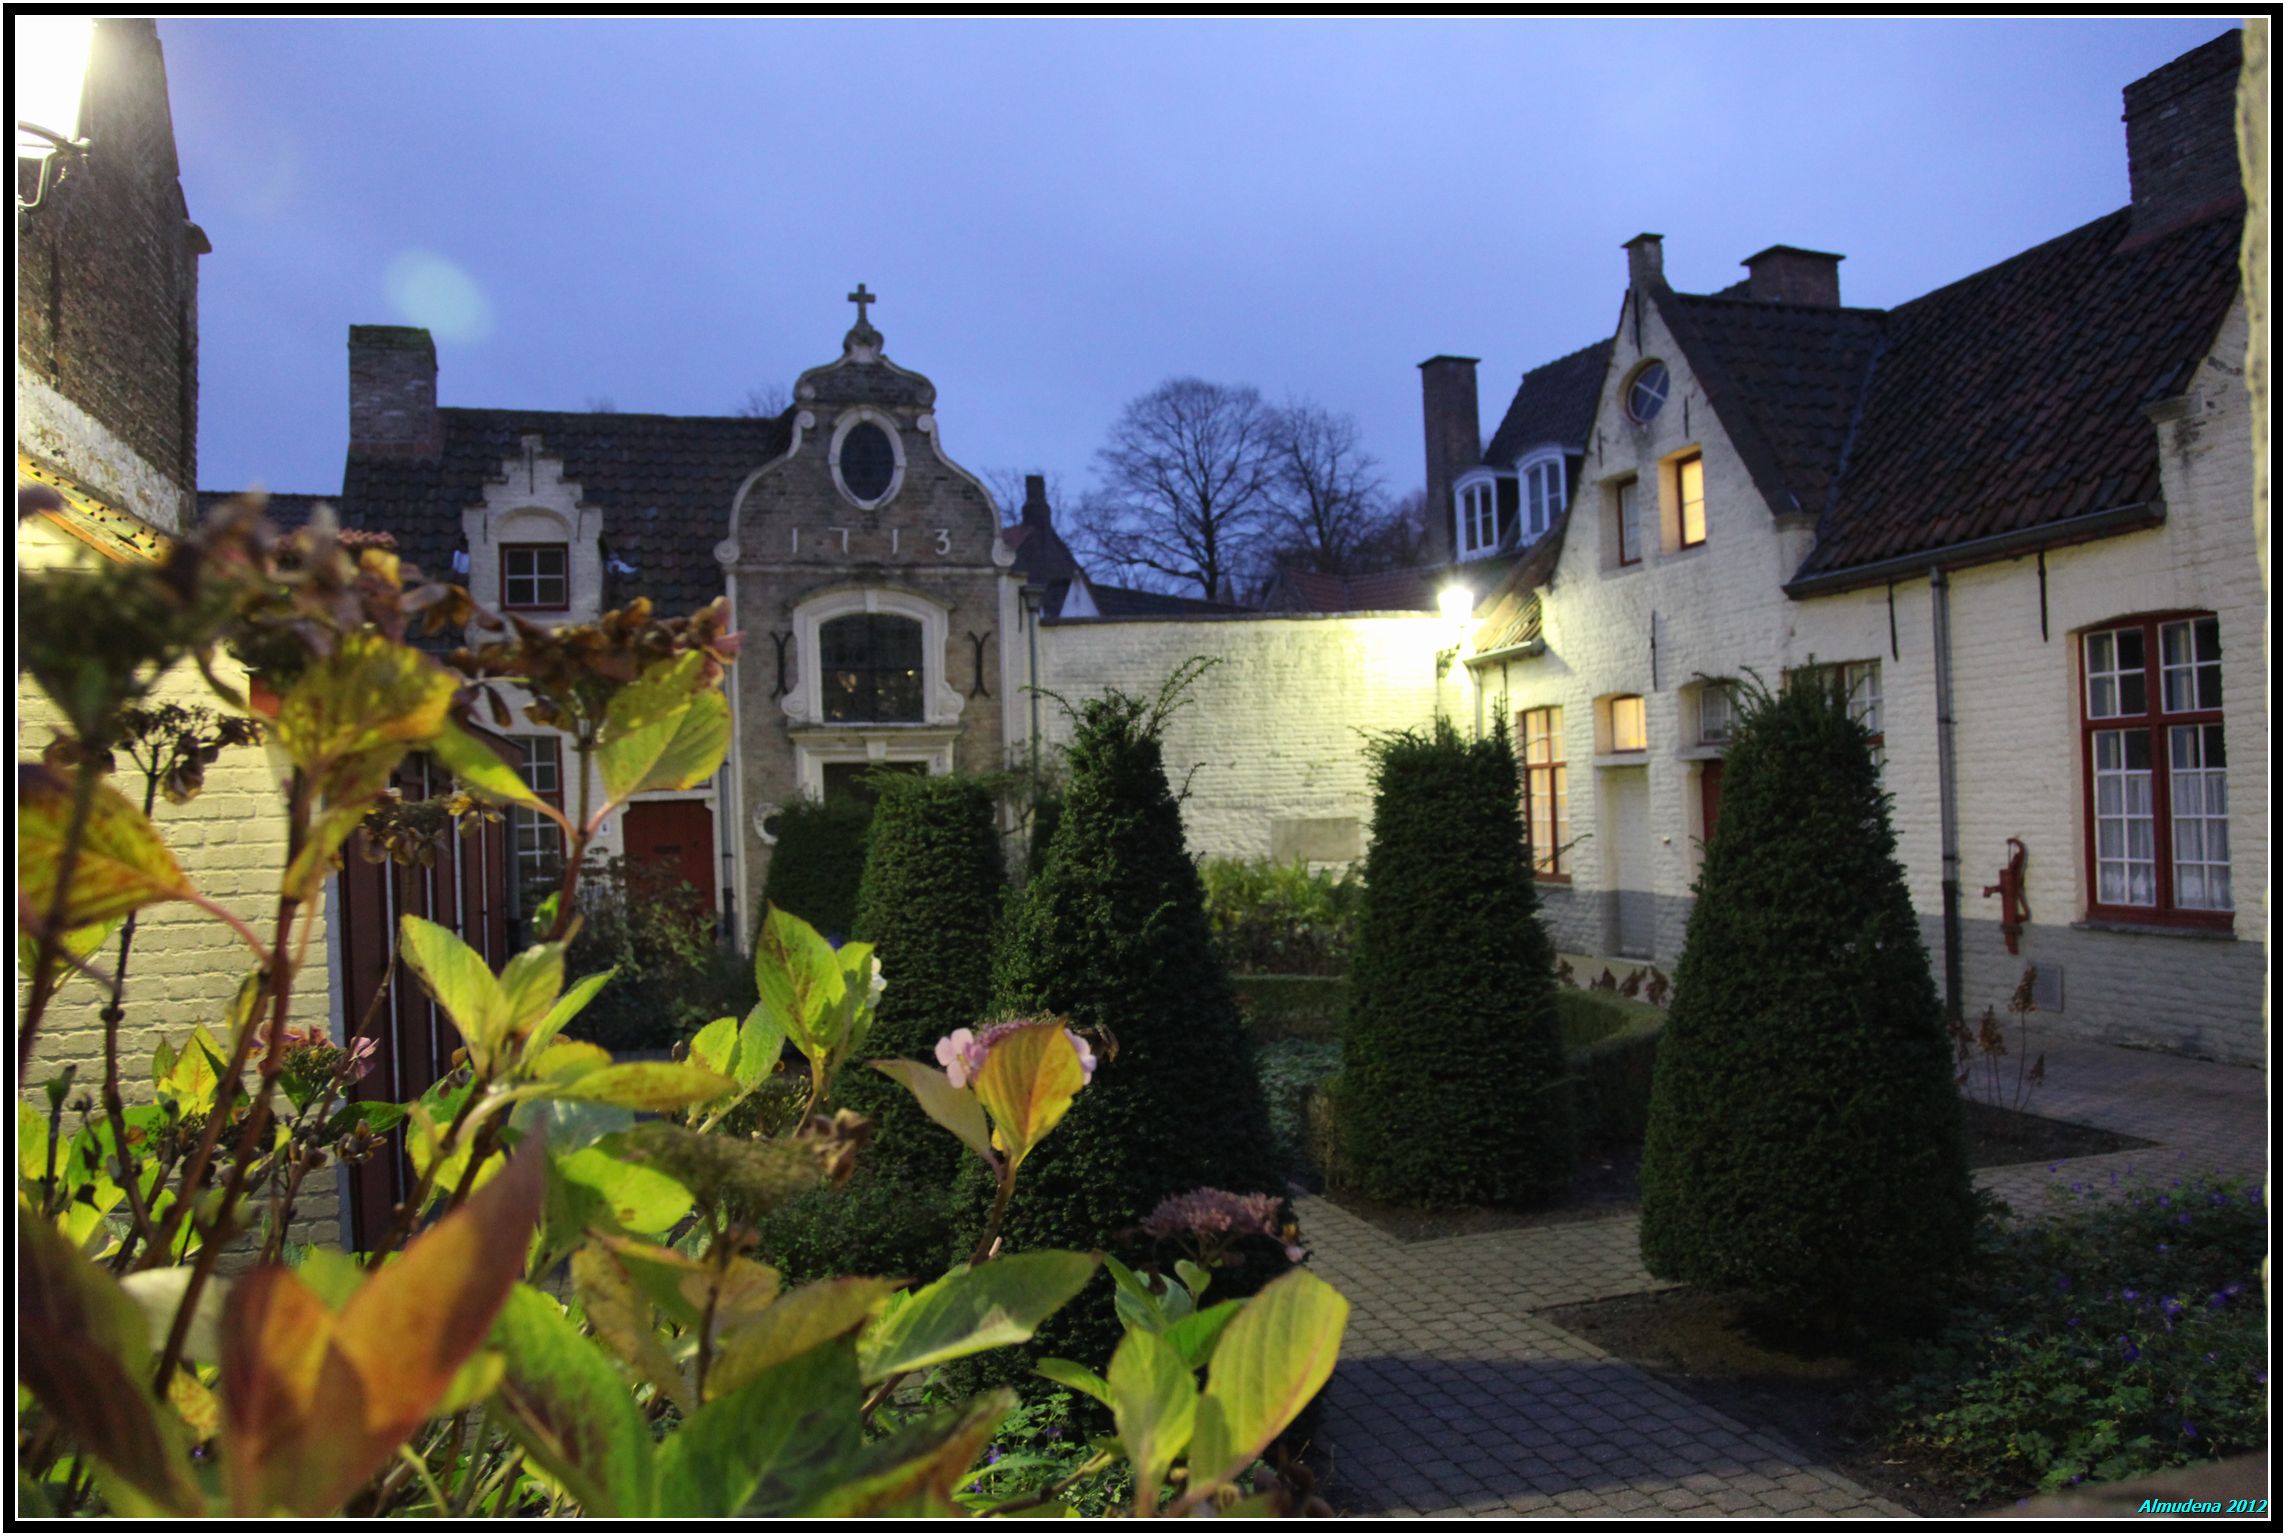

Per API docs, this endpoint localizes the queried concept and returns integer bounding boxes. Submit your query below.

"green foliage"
[1638,672,1977,1328]
[754,1169,958,1287]
[560,854,749,1053]
[967,681,1285,1377]
[1340,719,1575,1207]
[1198,856,1362,976]
[1884,1172,2267,1503]
[1231,974,1349,1043]
[1570,1019,1664,1145]
[760,796,874,941]
[1254,1041,1343,1178]
[847,775,1007,1183]
[1554,986,1664,1052]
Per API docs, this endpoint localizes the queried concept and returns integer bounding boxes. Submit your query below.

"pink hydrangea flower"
[1141,1187,1302,1260]
[934,1019,1096,1090]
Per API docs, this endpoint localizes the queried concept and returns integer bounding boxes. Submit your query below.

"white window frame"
[1519,451,1565,541]
[782,586,965,728]
[1454,473,1500,560]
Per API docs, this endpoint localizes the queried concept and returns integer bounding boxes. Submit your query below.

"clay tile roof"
[1271,564,1444,613]
[1482,338,1613,466]
[196,490,337,534]
[1078,580,1251,618]
[340,407,792,617]
[1795,202,2243,580]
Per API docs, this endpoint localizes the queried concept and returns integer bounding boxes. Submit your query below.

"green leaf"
[270,629,456,802]
[525,968,615,1060]
[570,1245,692,1412]
[1163,1298,1243,1371]
[855,1251,1100,1384]
[15,916,117,986]
[398,914,509,1068]
[488,1283,658,1517]
[707,1278,898,1403]
[18,763,195,931]
[688,1016,741,1078]
[868,1058,993,1164]
[17,1213,201,1514]
[1032,1357,1113,1407]
[789,1390,1013,1518]
[542,1062,737,1112]
[431,719,549,812]
[1109,1326,1197,1504]
[596,654,718,803]
[736,1004,788,1090]
[118,1266,231,1361]
[555,1146,692,1235]
[607,1121,836,1218]
[753,903,846,1061]
[324,1099,407,1139]
[1180,1269,1349,1506]
[499,942,568,1038]
[655,1338,862,1516]
[1103,1254,1168,1335]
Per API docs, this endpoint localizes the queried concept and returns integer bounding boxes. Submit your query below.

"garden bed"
[1328,1102,2153,1244]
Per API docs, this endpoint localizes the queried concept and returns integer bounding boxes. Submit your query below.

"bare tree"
[1349,487,1437,573]
[980,467,1071,523]
[1075,378,1278,601]
[1260,399,1388,575]
[734,382,791,418]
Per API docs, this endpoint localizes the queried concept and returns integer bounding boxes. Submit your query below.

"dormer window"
[501,543,569,611]
[1520,453,1565,540]
[1456,477,1499,560]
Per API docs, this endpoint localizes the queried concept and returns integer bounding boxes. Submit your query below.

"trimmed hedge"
[1571,1021,1663,1144]
[1554,987,1664,1053]
[1340,719,1575,1208]
[959,684,1284,1377]
[1232,974,1349,1043]
[759,796,872,941]
[1638,673,1977,1329]
[845,774,1007,1186]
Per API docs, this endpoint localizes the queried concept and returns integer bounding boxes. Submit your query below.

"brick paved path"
[1303,1038,2267,1518]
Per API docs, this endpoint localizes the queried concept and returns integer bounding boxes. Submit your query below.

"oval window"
[1625,362,1670,425]
[838,421,896,503]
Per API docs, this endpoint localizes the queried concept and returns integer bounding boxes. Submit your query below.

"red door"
[623,800,718,914]
[1699,759,1724,848]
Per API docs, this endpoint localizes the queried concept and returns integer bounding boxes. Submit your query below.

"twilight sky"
[165,15,2241,512]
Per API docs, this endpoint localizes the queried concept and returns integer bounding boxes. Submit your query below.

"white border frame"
[826,406,908,511]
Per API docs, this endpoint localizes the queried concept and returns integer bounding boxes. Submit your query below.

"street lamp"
[16,16,95,212]
[1437,582,1474,626]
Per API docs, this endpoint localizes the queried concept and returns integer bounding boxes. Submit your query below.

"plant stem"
[19,757,103,1077]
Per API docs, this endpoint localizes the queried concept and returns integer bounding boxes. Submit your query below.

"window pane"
[1678,456,1706,546]
[819,613,926,722]
[1610,695,1647,752]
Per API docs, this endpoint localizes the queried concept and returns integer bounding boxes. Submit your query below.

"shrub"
[1571,1022,1663,1144]
[1340,719,1575,1207]
[1638,672,1977,1330]
[844,773,1008,1184]
[750,1166,958,1287]
[1255,1039,1343,1176]
[1231,974,1350,1042]
[1198,856,1362,976]
[1885,1172,2267,1503]
[960,679,1285,1376]
[1555,986,1664,1053]
[561,853,746,1053]
[758,795,872,940]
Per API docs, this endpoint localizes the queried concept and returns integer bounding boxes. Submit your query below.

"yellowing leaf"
[398,914,509,1069]
[499,942,568,1038]
[707,1277,897,1403]
[545,1062,737,1112]
[1179,1269,1348,1507]
[972,1024,1087,1172]
[18,763,194,931]
[868,1059,993,1164]
[1108,1327,1197,1503]
[431,719,550,813]
[270,630,456,802]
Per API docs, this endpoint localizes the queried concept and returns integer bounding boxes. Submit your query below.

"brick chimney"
[1020,472,1053,527]
[1418,356,1481,565]
[1741,245,1844,306]
[348,325,440,457]
[1622,232,1665,291]
[2123,30,2246,237]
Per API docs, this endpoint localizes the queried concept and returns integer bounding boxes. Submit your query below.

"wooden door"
[1699,758,1724,849]
[623,799,718,915]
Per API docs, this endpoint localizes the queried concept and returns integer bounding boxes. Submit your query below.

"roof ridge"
[1515,335,1613,379]
[436,405,787,426]
[1887,205,2132,316]
[1677,292,1888,319]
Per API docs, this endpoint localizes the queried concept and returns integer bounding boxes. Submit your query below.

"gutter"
[1782,501,2162,599]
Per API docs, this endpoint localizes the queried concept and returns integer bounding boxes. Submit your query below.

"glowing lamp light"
[1438,583,1474,625]
[16,16,95,159]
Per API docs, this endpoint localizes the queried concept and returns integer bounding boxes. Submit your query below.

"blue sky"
[164,16,2242,510]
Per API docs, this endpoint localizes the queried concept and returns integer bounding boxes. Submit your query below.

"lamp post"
[16,16,95,213]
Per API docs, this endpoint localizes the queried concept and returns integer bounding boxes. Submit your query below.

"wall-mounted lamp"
[16,16,96,213]
[1437,582,1475,626]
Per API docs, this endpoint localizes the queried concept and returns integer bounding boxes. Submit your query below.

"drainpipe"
[1930,568,1964,1020]
[1024,584,1043,788]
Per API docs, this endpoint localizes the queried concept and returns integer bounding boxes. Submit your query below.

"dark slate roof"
[1667,294,1886,519]
[1267,564,1445,613]
[1481,338,1612,466]
[1080,579,1251,618]
[339,407,791,617]
[1001,516,1081,584]
[1796,201,2243,579]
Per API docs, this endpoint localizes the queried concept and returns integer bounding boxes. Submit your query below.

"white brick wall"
[18,517,343,1246]
[1033,613,1454,864]
[1481,292,2266,1062]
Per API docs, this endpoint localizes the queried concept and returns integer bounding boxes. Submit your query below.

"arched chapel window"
[819,612,924,722]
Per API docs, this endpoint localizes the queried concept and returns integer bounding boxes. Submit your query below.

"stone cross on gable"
[846,283,878,326]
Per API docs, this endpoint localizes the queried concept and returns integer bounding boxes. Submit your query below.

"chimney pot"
[1741,245,1844,307]
[1623,232,1665,289]
[348,325,440,458]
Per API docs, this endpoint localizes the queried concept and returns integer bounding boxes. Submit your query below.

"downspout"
[1930,568,1964,1020]
[1024,585,1042,789]
[723,566,751,952]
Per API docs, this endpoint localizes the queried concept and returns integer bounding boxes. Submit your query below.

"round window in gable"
[1625,361,1670,425]
[838,421,897,503]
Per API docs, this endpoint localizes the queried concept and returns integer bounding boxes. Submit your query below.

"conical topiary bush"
[957,677,1285,1375]
[758,795,872,943]
[844,772,1007,1184]
[1637,671,1977,1331]
[1339,718,1576,1207]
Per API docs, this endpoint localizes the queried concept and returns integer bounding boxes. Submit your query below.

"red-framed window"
[1676,452,1707,548]
[1520,706,1569,880]
[507,734,565,892]
[1613,476,1642,567]
[501,543,570,611]
[2080,614,2230,928]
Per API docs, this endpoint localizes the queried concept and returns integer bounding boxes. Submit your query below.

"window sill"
[1593,752,1651,769]
[1605,561,1646,578]
[1676,744,1727,762]
[2071,917,2238,942]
